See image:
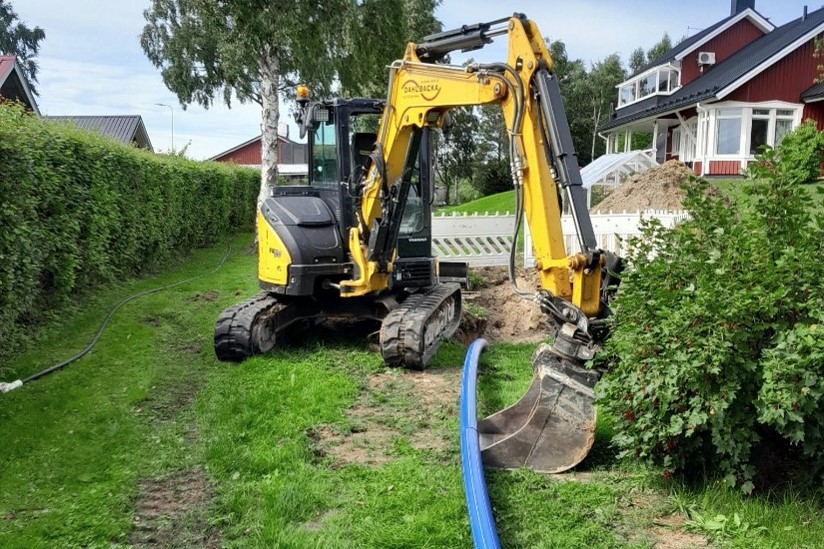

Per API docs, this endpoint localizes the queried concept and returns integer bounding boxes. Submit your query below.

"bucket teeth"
[478,344,599,473]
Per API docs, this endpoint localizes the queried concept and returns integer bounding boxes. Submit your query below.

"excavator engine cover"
[260,195,345,296]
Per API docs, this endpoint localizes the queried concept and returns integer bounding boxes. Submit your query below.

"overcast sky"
[11,0,817,159]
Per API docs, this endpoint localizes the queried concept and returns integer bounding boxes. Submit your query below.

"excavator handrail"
[459,338,501,549]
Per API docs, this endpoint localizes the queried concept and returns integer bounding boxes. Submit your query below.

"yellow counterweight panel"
[257,211,292,287]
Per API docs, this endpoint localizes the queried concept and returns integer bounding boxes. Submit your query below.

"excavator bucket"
[478,344,600,473]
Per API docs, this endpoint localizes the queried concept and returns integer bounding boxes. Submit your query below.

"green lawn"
[439,190,516,215]
[711,179,824,213]
[2,235,824,547]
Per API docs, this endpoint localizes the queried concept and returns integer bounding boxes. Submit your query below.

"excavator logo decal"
[402,79,441,101]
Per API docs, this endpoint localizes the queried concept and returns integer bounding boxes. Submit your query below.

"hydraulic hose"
[477,63,534,301]
[0,244,233,394]
[460,338,502,549]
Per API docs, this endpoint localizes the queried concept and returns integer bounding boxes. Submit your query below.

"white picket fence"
[431,212,516,266]
[431,210,689,267]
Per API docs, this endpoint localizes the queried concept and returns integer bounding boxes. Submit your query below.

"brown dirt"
[647,512,710,549]
[311,368,461,467]
[130,467,220,548]
[189,290,220,302]
[138,376,200,423]
[592,160,691,213]
[617,491,710,549]
[460,266,550,344]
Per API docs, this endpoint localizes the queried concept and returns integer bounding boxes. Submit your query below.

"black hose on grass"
[0,244,233,393]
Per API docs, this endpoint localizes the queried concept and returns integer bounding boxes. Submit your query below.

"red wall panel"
[681,20,765,86]
[803,102,824,129]
[213,138,292,165]
[220,140,262,164]
[693,161,702,175]
[726,39,818,103]
[709,160,741,175]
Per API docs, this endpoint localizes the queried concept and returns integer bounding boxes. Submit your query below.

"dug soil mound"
[457,266,551,344]
[592,160,691,213]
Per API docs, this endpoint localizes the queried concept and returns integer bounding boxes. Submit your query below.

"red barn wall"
[681,20,765,86]
[726,39,818,103]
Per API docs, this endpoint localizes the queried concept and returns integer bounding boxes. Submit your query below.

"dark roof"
[0,55,40,115]
[44,115,153,151]
[602,6,824,131]
[801,81,824,102]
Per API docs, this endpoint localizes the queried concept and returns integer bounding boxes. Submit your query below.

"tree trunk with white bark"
[258,47,280,209]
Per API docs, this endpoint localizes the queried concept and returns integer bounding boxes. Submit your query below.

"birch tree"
[141,0,440,208]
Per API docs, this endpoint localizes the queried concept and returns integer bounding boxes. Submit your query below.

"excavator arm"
[342,13,604,321]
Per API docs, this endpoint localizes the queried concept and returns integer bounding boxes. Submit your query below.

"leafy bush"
[599,164,824,491]
[747,119,824,184]
[0,103,259,356]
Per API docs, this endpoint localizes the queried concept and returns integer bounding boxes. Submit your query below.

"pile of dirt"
[461,266,550,344]
[592,160,691,213]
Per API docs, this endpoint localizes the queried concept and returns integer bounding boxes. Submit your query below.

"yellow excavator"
[215,13,621,473]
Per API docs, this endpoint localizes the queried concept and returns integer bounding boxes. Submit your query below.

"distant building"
[210,134,308,183]
[600,1,824,176]
[0,55,40,115]
[44,115,154,151]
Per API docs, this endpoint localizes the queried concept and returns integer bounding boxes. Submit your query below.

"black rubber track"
[380,283,461,369]
[213,293,281,362]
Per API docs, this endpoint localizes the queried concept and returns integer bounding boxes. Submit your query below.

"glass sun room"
[617,64,681,108]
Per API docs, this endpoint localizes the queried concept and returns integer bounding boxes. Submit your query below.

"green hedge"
[0,103,259,351]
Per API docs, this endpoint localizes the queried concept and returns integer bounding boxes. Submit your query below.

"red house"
[600,1,824,176]
[210,134,308,182]
[0,56,40,115]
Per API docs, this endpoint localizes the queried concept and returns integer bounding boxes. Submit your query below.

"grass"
[710,179,824,213]
[3,234,824,547]
[439,190,516,215]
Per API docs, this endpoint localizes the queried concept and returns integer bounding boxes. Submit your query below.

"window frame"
[708,102,803,161]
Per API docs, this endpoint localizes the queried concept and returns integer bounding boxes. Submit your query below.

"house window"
[639,74,656,98]
[749,109,770,155]
[716,108,742,155]
[670,127,681,155]
[775,109,795,145]
[619,83,636,106]
[617,65,680,107]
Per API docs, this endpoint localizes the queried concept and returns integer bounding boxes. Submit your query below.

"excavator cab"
[295,98,444,288]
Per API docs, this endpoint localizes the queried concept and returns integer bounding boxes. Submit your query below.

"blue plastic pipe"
[460,338,502,549]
